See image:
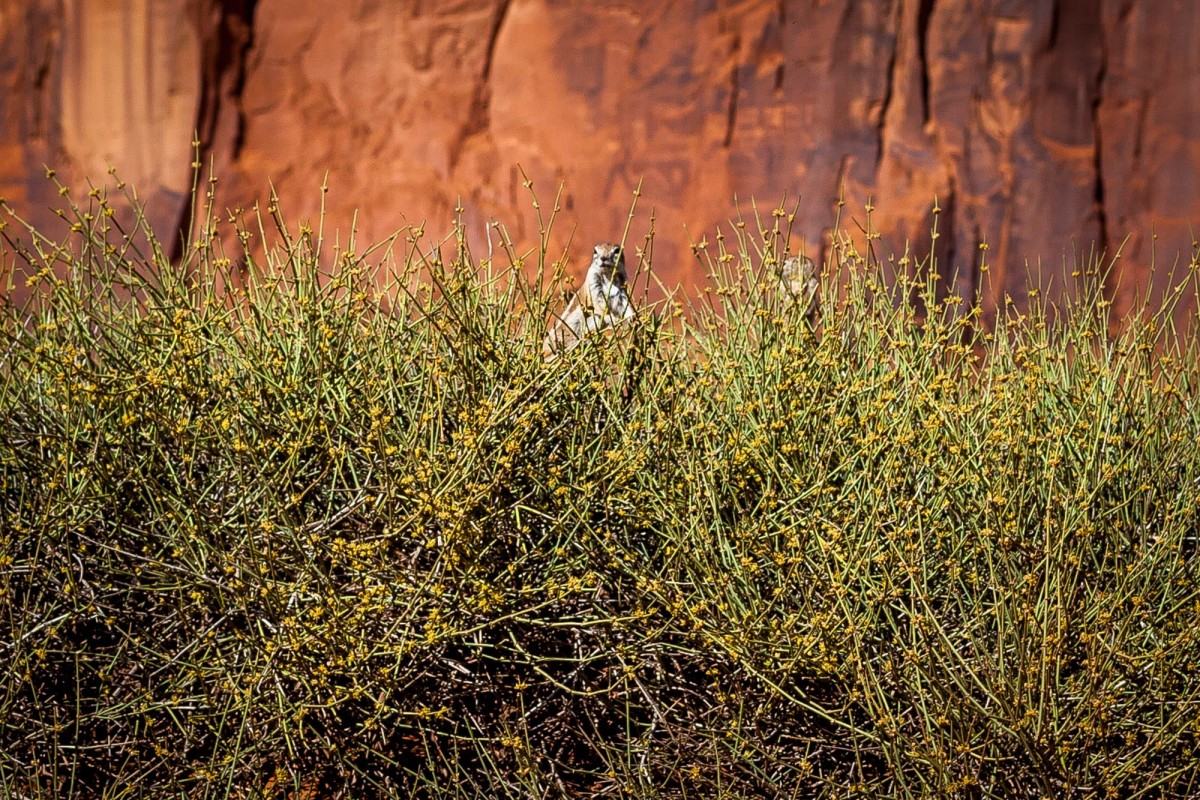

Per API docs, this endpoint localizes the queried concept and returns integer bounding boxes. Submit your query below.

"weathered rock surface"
[2,0,1198,318]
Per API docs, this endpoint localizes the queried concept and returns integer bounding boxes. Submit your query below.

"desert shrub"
[2,176,1200,799]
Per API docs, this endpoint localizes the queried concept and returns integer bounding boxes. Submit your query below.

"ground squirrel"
[543,243,634,358]
[780,254,819,322]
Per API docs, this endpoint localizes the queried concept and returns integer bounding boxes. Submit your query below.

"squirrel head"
[590,243,626,282]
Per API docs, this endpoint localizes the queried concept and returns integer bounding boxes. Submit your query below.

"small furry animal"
[544,242,635,357]
[779,254,819,322]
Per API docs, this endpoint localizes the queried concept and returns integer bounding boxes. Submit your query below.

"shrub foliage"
[3,178,1200,798]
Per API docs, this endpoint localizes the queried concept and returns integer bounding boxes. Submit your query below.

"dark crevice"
[229,0,259,157]
[875,6,899,166]
[723,35,741,149]
[970,221,983,298]
[1091,26,1109,263]
[959,219,985,339]
[173,0,259,263]
[32,52,50,93]
[1046,0,1061,51]
[776,0,787,96]
[936,177,957,300]
[480,0,511,84]
[834,154,851,208]
[916,0,935,124]
[196,0,259,161]
[1131,92,1148,162]
[30,49,52,140]
[448,0,511,170]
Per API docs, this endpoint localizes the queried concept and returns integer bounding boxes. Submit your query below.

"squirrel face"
[590,243,626,284]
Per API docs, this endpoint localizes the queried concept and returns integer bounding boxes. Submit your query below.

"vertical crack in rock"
[230,0,259,157]
[775,0,786,94]
[875,4,901,166]
[723,34,741,148]
[1046,0,1061,51]
[192,0,259,160]
[969,221,985,309]
[1091,9,1114,314]
[30,29,54,141]
[28,2,56,143]
[937,178,957,299]
[449,0,511,171]
[175,0,259,261]
[916,0,934,124]
[480,0,510,84]
[1092,33,1108,261]
[1131,92,1148,163]
[834,154,851,205]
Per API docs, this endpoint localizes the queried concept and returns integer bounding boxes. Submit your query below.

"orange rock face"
[3,0,1198,318]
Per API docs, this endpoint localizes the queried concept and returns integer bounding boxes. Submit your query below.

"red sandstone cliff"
[2,0,1198,319]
